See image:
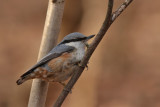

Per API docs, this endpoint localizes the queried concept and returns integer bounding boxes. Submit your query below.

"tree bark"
[28,0,65,107]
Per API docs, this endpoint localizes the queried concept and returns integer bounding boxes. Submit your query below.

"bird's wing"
[20,44,75,78]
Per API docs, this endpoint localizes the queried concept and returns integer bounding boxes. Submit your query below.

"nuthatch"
[16,32,94,85]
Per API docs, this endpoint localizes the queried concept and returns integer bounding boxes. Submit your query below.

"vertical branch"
[28,0,65,107]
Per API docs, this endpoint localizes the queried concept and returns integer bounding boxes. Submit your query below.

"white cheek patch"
[66,42,85,61]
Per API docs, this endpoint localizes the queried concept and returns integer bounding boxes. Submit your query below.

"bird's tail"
[16,70,33,85]
[16,77,26,85]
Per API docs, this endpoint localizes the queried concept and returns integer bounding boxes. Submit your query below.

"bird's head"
[59,32,95,48]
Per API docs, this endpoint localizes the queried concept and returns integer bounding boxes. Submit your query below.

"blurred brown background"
[0,0,160,107]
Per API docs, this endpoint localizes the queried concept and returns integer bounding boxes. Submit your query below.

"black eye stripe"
[60,37,87,44]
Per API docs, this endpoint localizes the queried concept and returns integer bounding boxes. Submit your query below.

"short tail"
[16,78,25,85]
[16,70,34,85]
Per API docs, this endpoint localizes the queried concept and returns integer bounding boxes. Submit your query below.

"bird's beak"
[86,34,95,40]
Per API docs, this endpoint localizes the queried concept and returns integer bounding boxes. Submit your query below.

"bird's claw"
[77,62,89,70]
[85,64,88,70]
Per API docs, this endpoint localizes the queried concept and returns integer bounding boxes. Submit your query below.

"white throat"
[65,41,85,61]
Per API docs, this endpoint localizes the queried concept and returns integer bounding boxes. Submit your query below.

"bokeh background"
[0,0,160,107]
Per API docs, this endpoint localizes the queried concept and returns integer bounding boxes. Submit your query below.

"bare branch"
[53,0,113,106]
[111,0,133,23]
[28,0,65,107]
[53,0,133,106]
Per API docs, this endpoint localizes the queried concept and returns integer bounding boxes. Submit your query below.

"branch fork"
[53,0,133,107]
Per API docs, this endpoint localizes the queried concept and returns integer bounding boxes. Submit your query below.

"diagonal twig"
[111,0,133,23]
[53,0,133,106]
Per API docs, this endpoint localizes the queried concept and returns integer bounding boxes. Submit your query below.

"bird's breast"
[71,47,85,61]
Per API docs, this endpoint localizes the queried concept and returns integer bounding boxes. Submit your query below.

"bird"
[16,32,94,85]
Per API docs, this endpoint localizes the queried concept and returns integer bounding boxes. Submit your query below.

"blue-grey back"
[21,44,75,77]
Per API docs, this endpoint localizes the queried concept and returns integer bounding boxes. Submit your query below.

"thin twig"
[111,0,133,23]
[54,0,133,106]
[28,0,65,107]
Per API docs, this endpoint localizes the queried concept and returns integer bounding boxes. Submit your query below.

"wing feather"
[21,44,75,78]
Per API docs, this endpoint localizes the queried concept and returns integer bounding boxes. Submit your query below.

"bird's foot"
[85,64,88,70]
[77,61,89,70]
